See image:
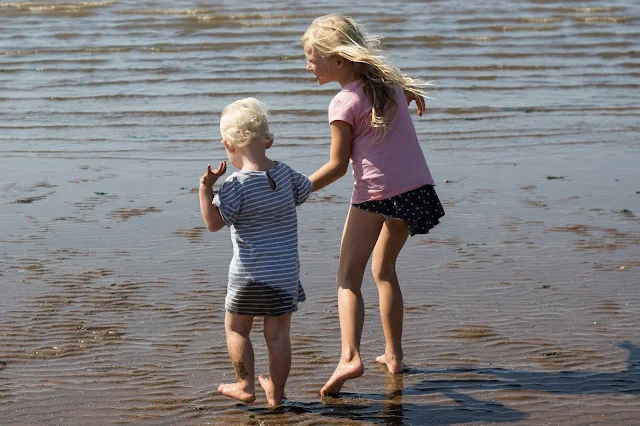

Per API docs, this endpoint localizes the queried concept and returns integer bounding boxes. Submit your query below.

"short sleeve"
[290,169,313,206]
[212,176,243,226]
[328,91,356,126]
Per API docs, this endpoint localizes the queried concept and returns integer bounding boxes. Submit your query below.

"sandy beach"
[1,1,639,424]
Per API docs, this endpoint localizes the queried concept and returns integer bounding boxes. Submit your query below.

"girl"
[301,14,445,396]
[199,97,313,405]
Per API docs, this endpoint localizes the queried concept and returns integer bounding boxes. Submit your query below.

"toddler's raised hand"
[200,161,227,188]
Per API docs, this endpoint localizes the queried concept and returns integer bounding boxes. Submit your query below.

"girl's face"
[304,43,336,85]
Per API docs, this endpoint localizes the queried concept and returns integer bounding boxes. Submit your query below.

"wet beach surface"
[1,1,639,424]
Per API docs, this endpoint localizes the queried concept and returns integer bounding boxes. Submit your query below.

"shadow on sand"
[244,341,639,425]
[405,341,639,397]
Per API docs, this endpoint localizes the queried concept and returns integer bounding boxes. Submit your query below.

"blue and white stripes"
[213,161,312,316]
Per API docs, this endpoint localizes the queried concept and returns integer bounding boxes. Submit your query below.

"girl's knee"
[371,260,397,284]
[336,275,365,292]
[336,264,367,290]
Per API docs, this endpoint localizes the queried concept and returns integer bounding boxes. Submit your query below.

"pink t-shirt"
[328,79,435,204]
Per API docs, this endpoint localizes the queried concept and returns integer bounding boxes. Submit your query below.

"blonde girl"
[302,14,445,396]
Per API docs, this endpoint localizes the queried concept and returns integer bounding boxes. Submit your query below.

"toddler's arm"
[199,162,227,232]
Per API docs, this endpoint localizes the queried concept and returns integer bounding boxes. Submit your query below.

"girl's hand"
[200,161,227,188]
[404,90,425,117]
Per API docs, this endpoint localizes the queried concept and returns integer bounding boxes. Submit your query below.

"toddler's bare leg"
[258,312,292,406]
[372,219,409,374]
[218,312,256,403]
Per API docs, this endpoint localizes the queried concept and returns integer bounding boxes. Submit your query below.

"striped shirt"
[213,161,313,316]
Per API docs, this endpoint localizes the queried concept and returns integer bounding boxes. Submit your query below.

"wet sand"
[1,0,640,424]
[2,133,639,425]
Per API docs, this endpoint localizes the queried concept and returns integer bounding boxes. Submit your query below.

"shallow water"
[1,1,639,424]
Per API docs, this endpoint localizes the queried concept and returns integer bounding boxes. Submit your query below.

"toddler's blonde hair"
[302,14,435,138]
[220,97,273,147]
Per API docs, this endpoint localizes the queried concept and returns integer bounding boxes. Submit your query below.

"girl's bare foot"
[320,359,365,396]
[375,354,405,374]
[258,374,284,406]
[218,382,255,403]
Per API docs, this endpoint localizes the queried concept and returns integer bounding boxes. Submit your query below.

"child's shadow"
[405,341,640,397]
[246,341,639,425]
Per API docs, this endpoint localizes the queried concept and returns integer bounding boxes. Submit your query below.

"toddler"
[199,97,313,405]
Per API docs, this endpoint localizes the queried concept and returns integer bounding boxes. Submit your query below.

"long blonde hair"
[302,14,435,137]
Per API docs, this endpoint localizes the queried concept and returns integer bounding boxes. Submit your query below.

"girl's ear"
[335,57,344,69]
[221,139,234,152]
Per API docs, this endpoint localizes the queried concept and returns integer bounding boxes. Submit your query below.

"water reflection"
[247,368,526,425]
[381,372,404,426]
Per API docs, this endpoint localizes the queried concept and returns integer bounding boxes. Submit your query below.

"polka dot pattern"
[353,185,445,236]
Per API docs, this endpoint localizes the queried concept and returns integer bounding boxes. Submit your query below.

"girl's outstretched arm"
[199,162,227,232]
[309,120,352,192]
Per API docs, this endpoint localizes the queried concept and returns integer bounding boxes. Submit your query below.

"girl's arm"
[199,162,227,232]
[403,89,425,116]
[309,120,352,192]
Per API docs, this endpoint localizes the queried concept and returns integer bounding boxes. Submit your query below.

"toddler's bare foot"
[376,354,405,374]
[218,382,255,403]
[258,374,284,406]
[320,359,364,396]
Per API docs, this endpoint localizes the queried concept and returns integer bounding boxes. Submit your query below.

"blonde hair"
[220,97,273,147]
[302,14,435,138]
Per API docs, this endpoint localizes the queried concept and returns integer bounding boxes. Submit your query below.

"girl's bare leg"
[372,219,409,374]
[219,312,256,403]
[258,313,292,406]
[320,206,385,396]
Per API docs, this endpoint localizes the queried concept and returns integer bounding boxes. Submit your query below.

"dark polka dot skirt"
[352,185,445,236]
